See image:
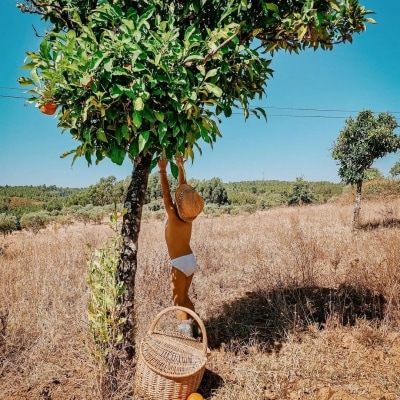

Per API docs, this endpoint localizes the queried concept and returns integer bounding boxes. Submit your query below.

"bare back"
[164,205,193,259]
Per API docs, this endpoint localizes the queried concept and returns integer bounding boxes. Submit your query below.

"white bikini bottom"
[171,253,197,277]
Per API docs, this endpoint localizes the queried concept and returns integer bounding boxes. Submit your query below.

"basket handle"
[148,306,208,355]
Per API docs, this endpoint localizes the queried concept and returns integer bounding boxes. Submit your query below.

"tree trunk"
[353,180,363,229]
[112,152,153,370]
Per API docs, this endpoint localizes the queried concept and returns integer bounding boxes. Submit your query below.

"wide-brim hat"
[175,184,204,221]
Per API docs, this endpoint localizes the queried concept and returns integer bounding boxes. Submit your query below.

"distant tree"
[146,173,162,203]
[75,205,107,225]
[45,198,64,212]
[87,176,125,206]
[0,197,11,213]
[285,177,315,206]
[146,172,177,203]
[390,161,400,179]
[332,110,400,228]
[20,211,50,234]
[0,214,18,237]
[364,167,384,181]
[196,178,229,206]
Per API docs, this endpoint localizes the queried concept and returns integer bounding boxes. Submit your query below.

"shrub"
[20,211,50,234]
[0,214,18,237]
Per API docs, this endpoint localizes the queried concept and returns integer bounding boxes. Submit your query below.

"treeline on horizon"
[2,173,400,236]
[0,175,344,215]
[2,172,400,218]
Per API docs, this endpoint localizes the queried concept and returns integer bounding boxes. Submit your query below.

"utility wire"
[0,86,26,91]
[0,90,399,120]
[0,94,30,99]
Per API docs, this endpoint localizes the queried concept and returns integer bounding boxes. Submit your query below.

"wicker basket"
[134,306,208,400]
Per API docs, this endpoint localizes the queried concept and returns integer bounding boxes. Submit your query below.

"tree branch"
[202,30,241,65]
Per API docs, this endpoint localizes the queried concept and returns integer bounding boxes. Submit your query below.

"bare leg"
[170,267,194,321]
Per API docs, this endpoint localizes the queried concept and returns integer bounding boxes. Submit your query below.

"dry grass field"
[1,198,400,400]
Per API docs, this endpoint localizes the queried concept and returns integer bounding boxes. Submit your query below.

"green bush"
[0,214,18,237]
[87,211,126,367]
[20,211,50,234]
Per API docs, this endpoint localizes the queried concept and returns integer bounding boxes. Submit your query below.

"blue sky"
[1,0,399,188]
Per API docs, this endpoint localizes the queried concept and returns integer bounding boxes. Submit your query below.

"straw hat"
[175,184,204,221]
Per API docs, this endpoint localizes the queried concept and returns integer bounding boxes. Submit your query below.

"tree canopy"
[18,0,374,169]
[332,110,400,185]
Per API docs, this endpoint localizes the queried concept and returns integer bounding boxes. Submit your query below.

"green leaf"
[142,108,156,123]
[154,111,165,122]
[121,124,129,140]
[170,162,178,179]
[137,6,155,30]
[224,106,232,118]
[17,77,35,86]
[203,82,223,98]
[158,122,168,142]
[204,68,219,80]
[104,58,114,72]
[19,62,37,71]
[183,55,204,63]
[112,67,130,76]
[90,51,105,70]
[266,3,279,13]
[132,110,142,128]
[134,97,144,111]
[128,141,139,158]
[138,131,150,153]
[254,107,267,120]
[297,25,308,41]
[131,63,146,72]
[97,128,108,142]
[110,84,124,98]
[110,143,125,165]
[30,69,40,85]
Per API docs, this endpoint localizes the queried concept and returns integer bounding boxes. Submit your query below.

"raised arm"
[176,154,187,186]
[158,159,174,214]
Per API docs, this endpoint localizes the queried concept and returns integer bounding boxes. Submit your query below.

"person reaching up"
[158,154,204,337]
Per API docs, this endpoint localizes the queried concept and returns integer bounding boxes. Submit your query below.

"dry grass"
[1,199,400,399]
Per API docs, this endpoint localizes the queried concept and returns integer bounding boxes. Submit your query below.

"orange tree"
[332,110,400,229]
[18,0,374,363]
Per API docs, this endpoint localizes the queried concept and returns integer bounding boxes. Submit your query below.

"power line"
[0,94,30,99]
[0,86,26,91]
[257,106,400,114]
[0,92,399,121]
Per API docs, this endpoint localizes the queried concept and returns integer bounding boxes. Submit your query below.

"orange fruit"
[187,394,204,400]
[39,102,58,115]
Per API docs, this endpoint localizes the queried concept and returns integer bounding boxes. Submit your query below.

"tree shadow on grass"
[198,284,385,396]
[358,217,400,230]
[203,284,386,352]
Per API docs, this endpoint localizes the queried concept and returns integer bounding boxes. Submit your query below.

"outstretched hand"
[176,154,186,168]
[158,158,168,171]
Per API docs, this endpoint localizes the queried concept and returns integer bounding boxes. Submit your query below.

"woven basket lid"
[140,332,207,378]
[175,184,204,221]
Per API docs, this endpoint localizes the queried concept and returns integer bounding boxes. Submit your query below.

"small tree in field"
[0,214,18,237]
[390,161,400,179]
[20,211,50,234]
[18,0,374,375]
[364,167,384,181]
[286,177,315,206]
[332,110,400,228]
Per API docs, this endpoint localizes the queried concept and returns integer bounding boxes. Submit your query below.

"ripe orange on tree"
[39,101,58,115]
